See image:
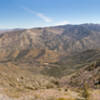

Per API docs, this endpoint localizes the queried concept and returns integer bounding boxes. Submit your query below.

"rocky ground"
[0,88,100,100]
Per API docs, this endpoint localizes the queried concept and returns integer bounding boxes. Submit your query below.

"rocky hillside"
[42,49,100,78]
[0,24,100,83]
[0,24,100,64]
[60,61,100,89]
[0,24,100,100]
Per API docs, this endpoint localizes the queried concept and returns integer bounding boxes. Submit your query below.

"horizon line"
[0,23,100,30]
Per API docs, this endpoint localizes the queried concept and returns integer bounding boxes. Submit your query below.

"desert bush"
[56,98,67,100]
[82,84,89,100]
[46,83,55,89]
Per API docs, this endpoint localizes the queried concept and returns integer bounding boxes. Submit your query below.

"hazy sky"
[0,0,100,29]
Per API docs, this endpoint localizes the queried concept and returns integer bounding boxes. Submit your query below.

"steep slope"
[41,49,100,78]
[0,24,100,64]
[60,61,100,89]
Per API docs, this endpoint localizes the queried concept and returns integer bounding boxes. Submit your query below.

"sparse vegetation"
[0,24,100,100]
[82,85,89,100]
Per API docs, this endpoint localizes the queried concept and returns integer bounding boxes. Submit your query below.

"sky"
[0,0,100,29]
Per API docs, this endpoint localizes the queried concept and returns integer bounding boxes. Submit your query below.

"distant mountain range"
[0,28,24,34]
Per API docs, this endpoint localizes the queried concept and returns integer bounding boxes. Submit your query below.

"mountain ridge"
[0,24,100,63]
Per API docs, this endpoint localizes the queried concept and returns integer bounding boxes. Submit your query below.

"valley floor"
[0,62,99,100]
